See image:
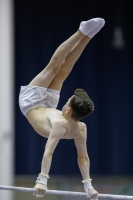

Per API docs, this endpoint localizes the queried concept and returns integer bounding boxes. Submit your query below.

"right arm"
[41,122,66,174]
[34,121,66,197]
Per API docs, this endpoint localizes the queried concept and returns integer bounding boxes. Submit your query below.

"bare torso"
[26,106,85,139]
[26,107,90,193]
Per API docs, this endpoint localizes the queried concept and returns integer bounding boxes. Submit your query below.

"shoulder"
[74,123,88,151]
[52,119,68,127]
[74,122,87,141]
[79,122,87,129]
[78,122,87,133]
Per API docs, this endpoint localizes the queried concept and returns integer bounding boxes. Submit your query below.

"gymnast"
[19,17,105,198]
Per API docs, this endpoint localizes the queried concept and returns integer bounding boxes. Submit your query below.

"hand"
[33,183,47,198]
[86,188,98,200]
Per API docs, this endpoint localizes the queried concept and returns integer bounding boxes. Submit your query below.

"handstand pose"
[19,18,105,199]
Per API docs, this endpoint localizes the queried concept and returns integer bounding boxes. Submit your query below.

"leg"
[29,30,85,88]
[48,18,105,90]
[48,36,91,90]
[29,18,105,89]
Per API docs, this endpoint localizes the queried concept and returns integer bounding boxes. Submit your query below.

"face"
[62,96,74,115]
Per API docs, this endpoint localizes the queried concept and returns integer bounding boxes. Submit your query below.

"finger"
[87,194,97,199]
[94,193,98,198]
[35,194,44,198]
[36,189,42,196]
[35,190,44,198]
[37,189,44,195]
[91,194,98,199]
[90,199,98,200]
[91,194,98,200]
[33,188,44,198]
[37,188,46,196]
[86,193,92,199]
[33,190,36,195]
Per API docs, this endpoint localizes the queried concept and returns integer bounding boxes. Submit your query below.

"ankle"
[77,29,86,37]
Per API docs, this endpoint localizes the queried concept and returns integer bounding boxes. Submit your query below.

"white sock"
[79,18,105,37]
[88,19,105,38]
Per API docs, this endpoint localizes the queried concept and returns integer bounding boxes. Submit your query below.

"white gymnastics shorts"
[19,85,60,116]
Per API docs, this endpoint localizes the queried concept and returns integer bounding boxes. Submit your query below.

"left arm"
[75,139,90,180]
[74,123,98,200]
[74,123,90,180]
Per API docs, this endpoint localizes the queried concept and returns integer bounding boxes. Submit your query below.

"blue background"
[15,0,133,175]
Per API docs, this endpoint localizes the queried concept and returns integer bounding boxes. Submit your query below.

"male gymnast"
[19,17,105,198]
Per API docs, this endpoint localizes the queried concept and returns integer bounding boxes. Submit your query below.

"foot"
[79,18,105,38]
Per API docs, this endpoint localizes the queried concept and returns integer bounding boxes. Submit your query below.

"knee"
[50,58,61,74]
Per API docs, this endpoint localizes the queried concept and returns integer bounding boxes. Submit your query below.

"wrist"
[82,179,93,192]
[35,173,50,186]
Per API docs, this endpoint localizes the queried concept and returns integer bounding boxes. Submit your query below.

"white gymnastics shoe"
[79,18,105,38]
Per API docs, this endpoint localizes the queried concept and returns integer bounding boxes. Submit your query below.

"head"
[62,88,94,121]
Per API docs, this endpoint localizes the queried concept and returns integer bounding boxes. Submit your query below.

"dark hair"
[69,88,94,121]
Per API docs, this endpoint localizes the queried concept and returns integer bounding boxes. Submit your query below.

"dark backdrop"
[15,0,133,175]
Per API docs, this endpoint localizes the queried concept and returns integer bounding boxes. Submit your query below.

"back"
[26,107,86,140]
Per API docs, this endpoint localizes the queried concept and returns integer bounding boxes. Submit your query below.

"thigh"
[48,64,71,90]
[29,62,61,88]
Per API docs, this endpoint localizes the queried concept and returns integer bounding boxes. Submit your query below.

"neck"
[62,112,77,124]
